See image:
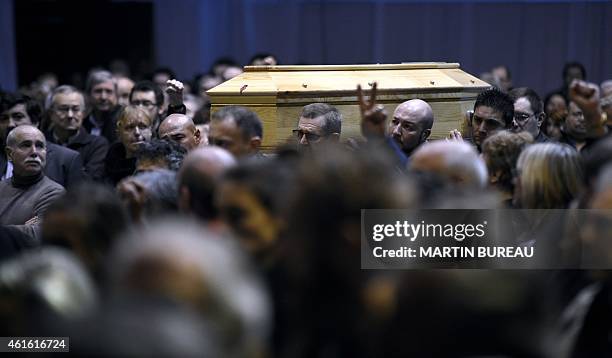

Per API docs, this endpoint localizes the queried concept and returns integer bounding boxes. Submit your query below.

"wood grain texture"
[209,63,490,151]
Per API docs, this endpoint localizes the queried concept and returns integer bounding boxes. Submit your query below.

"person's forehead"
[393,105,424,123]
[298,116,325,130]
[132,90,156,101]
[93,80,115,90]
[122,115,150,126]
[474,105,503,119]
[514,97,533,113]
[568,101,582,112]
[7,103,28,115]
[211,117,240,134]
[15,128,44,142]
[54,92,84,105]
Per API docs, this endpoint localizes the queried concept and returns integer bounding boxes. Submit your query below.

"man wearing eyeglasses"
[470,88,514,152]
[46,85,109,181]
[129,79,187,138]
[0,92,84,188]
[294,103,342,151]
[509,87,550,143]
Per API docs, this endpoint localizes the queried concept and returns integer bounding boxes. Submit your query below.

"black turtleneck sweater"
[0,172,65,244]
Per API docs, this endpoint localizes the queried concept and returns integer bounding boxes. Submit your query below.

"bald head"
[5,125,47,177]
[410,140,488,188]
[159,114,201,151]
[178,147,236,220]
[390,99,435,156]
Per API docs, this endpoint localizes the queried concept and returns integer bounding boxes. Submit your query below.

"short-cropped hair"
[299,103,342,136]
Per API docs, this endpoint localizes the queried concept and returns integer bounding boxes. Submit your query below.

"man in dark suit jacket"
[0,92,85,187]
[45,85,109,181]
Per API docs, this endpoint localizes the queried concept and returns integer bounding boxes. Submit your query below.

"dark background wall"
[2,0,611,98]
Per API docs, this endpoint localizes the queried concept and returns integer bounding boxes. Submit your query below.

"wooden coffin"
[207,63,491,151]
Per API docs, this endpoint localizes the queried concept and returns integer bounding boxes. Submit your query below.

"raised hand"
[357,82,387,139]
[569,79,606,138]
[166,79,184,107]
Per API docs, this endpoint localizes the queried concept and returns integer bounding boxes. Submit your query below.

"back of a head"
[110,218,270,357]
[131,169,179,217]
[411,140,488,189]
[482,130,533,193]
[212,106,263,140]
[517,143,583,209]
[178,146,237,220]
[136,139,187,172]
[299,102,342,136]
[42,183,129,277]
[475,88,515,128]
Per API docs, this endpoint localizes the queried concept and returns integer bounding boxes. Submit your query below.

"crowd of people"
[1,54,612,357]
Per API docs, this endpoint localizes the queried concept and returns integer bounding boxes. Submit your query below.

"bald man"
[389,99,434,157]
[409,140,488,189]
[158,114,201,151]
[0,125,65,242]
[358,85,434,162]
[177,146,236,223]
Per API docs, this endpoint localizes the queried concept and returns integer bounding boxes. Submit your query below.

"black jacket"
[47,127,109,181]
[104,142,136,186]
[82,106,120,144]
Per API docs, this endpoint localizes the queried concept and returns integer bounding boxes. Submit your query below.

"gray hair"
[110,218,271,356]
[85,70,117,95]
[5,125,44,148]
[299,102,342,136]
[45,85,86,111]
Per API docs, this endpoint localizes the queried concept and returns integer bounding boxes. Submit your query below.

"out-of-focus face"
[492,67,512,92]
[295,116,326,150]
[472,105,505,150]
[153,73,171,88]
[49,92,85,132]
[118,113,153,157]
[196,124,210,146]
[545,94,567,115]
[564,66,584,87]
[512,97,540,139]
[90,80,117,112]
[0,104,33,142]
[6,126,46,177]
[564,102,587,141]
[389,104,428,156]
[222,66,243,81]
[209,118,252,157]
[116,77,135,107]
[130,90,162,120]
[217,182,280,255]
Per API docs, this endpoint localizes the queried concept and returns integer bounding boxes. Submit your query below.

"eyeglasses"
[513,112,536,123]
[293,129,321,142]
[54,106,82,115]
[131,100,157,108]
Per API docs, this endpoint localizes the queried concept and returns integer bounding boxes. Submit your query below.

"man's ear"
[194,128,201,145]
[249,136,262,152]
[536,113,546,129]
[5,147,13,162]
[421,128,432,141]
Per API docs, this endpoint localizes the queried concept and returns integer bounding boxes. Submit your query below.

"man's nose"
[7,118,16,128]
[392,124,400,136]
[299,133,308,145]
